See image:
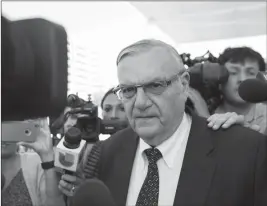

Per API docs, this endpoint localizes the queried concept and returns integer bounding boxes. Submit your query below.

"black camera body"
[2,16,68,121]
[51,94,128,143]
[180,52,229,113]
[68,97,100,143]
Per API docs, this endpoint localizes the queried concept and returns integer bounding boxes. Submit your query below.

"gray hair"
[116,39,184,67]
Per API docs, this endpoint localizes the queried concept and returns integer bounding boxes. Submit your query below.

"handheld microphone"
[70,179,116,206]
[238,79,267,103]
[54,127,86,173]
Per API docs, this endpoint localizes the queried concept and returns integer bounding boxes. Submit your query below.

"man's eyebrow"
[120,75,175,86]
[228,65,240,70]
[245,66,257,71]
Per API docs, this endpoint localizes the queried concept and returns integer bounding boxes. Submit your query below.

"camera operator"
[208,47,267,134]
[55,89,129,199]
[1,119,64,206]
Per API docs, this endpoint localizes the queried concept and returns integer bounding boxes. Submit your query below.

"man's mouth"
[135,116,155,119]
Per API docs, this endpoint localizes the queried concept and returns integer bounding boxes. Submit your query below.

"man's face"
[117,47,189,146]
[221,58,260,105]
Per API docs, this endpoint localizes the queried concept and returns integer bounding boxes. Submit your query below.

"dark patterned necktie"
[136,148,162,206]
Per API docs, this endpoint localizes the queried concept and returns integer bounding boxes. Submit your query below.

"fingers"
[59,174,82,197]
[220,115,241,129]
[37,118,49,129]
[62,174,77,184]
[58,180,74,197]
[207,113,222,129]
[207,112,244,130]
[62,174,83,185]
[17,141,34,150]
[250,124,261,132]
[59,179,73,191]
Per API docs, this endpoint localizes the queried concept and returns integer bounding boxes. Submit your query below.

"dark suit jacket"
[84,113,267,206]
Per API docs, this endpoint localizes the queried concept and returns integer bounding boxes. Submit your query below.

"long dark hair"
[100,88,115,109]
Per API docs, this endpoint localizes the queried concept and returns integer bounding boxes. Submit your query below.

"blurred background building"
[2,1,266,105]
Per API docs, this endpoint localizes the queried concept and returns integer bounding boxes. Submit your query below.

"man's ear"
[180,71,190,92]
[178,71,190,102]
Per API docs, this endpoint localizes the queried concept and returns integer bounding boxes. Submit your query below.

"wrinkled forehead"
[117,47,184,84]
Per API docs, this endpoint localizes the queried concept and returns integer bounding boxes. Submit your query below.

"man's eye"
[122,87,135,93]
[147,82,163,89]
[229,72,237,75]
[104,107,111,112]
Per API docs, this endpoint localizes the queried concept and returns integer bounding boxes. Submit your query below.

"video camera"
[180,51,229,113]
[2,15,68,122]
[51,94,128,143]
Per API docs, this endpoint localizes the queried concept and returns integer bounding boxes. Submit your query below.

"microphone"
[54,127,86,173]
[70,179,116,206]
[238,79,267,103]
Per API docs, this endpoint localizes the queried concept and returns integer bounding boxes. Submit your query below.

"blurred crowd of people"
[2,41,267,206]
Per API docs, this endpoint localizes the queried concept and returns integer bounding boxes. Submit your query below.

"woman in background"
[100,87,128,122]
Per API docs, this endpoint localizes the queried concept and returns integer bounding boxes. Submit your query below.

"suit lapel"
[173,114,217,206]
[108,128,139,206]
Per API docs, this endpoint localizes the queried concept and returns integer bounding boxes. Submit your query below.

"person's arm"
[38,153,66,206]
[58,141,102,206]
[19,119,65,206]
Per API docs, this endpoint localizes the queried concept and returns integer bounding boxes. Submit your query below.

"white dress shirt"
[126,113,192,206]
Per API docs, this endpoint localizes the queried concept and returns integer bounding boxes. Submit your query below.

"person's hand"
[18,118,54,162]
[58,173,84,197]
[187,87,210,118]
[207,112,261,132]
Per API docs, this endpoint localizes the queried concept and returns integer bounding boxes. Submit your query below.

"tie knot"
[144,148,162,164]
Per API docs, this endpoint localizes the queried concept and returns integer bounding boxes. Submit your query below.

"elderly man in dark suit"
[59,39,267,206]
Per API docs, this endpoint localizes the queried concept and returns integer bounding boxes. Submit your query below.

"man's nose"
[134,87,151,110]
[110,109,119,119]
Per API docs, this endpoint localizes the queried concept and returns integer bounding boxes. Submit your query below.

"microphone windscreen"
[238,79,267,103]
[70,179,116,206]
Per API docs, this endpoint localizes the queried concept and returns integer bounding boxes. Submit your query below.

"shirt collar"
[138,112,192,169]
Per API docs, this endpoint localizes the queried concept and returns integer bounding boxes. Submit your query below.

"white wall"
[2,1,176,104]
[3,1,265,105]
[176,35,266,60]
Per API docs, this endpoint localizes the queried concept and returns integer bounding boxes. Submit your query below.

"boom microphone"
[70,179,116,206]
[238,79,267,103]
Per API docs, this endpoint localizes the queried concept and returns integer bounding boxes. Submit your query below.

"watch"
[41,160,55,170]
